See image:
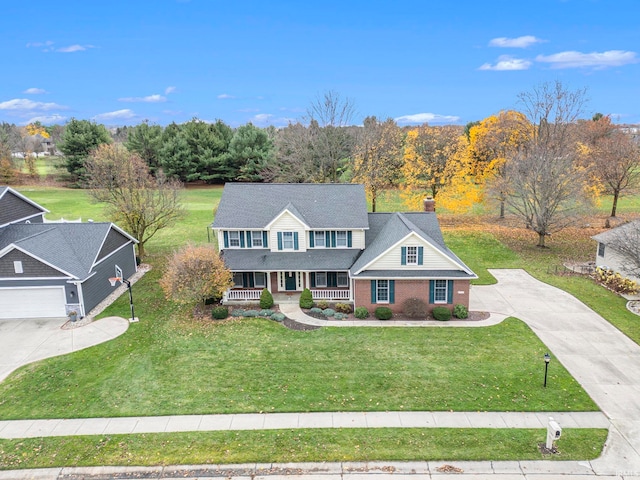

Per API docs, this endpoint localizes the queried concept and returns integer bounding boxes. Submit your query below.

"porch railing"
[223,289,262,301]
[311,289,350,300]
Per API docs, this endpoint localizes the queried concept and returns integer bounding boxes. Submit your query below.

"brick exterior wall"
[353,279,470,315]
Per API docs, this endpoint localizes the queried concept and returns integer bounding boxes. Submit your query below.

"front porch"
[222,288,351,304]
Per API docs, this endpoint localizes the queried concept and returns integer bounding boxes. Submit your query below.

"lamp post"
[109,276,137,322]
[544,353,551,388]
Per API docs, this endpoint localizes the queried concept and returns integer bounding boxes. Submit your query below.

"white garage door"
[0,287,66,319]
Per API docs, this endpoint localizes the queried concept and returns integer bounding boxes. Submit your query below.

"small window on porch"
[232,272,243,287]
[337,272,348,287]
[254,272,266,288]
[315,272,327,287]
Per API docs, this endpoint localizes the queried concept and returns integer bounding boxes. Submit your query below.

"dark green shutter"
[429,280,435,304]
[277,232,283,250]
[331,231,336,248]
[246,231,252,247]
[401,246,407,265]
[223,231,229,248]
[310,232,315,248]
[389,280,395,304]
[262,231,268,248]
[239,231,245,248]
[310,273,316,287]
[447,280,454,304]
[347,231,352,247]
[371,280,377,303]
[325,231,330,247]
[418,247,424,265]
[328,272,337,287]
[294,232,299,250]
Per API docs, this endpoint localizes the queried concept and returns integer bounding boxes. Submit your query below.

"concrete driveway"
[0,316,129,383]
[471,269,640,472]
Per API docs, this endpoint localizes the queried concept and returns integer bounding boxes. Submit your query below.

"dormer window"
[336,231,347,247]
[282,232,294,249]
[228,231,240,247]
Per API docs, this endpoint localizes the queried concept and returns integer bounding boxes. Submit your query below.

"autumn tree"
[160,244,233,306]
[352,116,404,211]
[502,81,591,247]
[85,144,184,257]
[578,115,640,217]
[401,124,466,210]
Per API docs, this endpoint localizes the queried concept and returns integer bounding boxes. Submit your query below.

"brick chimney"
[423,197,435,212]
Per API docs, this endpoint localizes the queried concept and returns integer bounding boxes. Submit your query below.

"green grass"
[0,428,607,469]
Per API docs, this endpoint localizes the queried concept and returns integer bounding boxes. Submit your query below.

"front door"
[285,272,297,291]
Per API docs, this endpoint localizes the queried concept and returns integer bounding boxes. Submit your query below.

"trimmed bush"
[432,306,451,321]
[300,288,314,309]
[211,306,229,320]
[271,313,285,322]
[309,307,323,314]
[259,288,274,309]
[403,297,428,318]
[316,299,330,310]
[243,309,259,317]
[333,312,346,320]
[259,309,275,317]
[453,304,468,319]
[354,307,369,319]
[374,307,393,320]
[322,308,335,317]
[230,308,245,317]
[335,303,352,314]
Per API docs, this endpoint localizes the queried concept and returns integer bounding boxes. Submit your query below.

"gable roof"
[592,220,640,244]
[350,212,475,277]
[213,183,369,229]
[0,186,49,227]
[0,222,135,280]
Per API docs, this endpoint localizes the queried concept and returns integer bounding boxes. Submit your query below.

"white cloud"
[479,55,532,71]
[164,86,177,95]
[489,35,544,48]
[26,41,96,53]
[0,98,66,111]
[217,94,235,99]
[249,113,292,127]
[118,94,167,103]
[23,114,66,125]
[93,109,136,121]
[23,88,47,95]
[394,113,460,125]
[56,44,94,53]
[535,50,637,69]
[26,40,53,48]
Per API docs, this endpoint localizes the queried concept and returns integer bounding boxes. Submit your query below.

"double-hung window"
[228,231,240,247]
[336,231,347,247]
[434,279,448,303]
[254,272,266,288]
[598,243,605,257]
[376,280,389,303]
[337,272,349,287]
[406,246,418,265]
[315,272,327,287]
[251,231,263,248]
[282,231,294,250]
[232,272,244,287]
[314,231,326,248]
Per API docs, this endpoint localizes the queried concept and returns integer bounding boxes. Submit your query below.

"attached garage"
[0,287,66,319]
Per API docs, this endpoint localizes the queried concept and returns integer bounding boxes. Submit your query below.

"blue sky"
[1,0,638,127]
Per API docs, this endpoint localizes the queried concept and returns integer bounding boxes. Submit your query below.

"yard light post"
[109,276,137,322]
[544,353,551,388]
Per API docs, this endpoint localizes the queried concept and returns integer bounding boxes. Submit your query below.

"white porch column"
[305,271,310,289]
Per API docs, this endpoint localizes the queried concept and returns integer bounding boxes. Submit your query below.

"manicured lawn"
[0,428,608,468]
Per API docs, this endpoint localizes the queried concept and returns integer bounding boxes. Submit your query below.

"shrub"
[316,299,330,310]
[230,308,245,317]
[271,313,285,322]
[309,307,323,314]
[243,309,259,317]
[453,304,468,319]
[211,306,229,320]
[432,306,451,321]
[322,308,335,317]
[259,309,274,317]
[403,297,428,318]
[594,267,640,294]
[259,288,274,309]
[300,288,314,309]
[333,312,346,320]
[354,307,369,319]
[374,307,393,320]
[335,303,352,314]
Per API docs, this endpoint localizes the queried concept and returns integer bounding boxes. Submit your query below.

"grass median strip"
[0,428,608,469]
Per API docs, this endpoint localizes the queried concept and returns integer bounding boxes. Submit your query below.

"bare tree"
[269,122,318,183]
[85,144,184,257]
[503,81,592,247]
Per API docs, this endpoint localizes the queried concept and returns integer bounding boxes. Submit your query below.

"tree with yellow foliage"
[352,116,404,212]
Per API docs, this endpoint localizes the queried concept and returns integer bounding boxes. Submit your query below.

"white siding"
[352,230,366,249]
[367,234,461,271]
[597,244,640,283]
[269,211,307,252]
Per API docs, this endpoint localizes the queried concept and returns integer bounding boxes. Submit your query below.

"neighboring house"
[592,221,640,283]
[212,183,476,314]
[0,187,138,320]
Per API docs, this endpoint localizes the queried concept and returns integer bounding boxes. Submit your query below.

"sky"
[1,0,639,128]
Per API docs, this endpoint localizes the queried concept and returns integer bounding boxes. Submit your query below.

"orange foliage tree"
[160,244,233,306]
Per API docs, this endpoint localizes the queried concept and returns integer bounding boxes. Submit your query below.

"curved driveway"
[0,316,129,383]
[472,269,640,471]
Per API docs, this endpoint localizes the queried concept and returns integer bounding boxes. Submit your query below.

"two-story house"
[0,187,138,320]
[212,183,476,314]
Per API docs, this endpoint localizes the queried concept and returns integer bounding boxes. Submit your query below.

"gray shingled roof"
[592,220,640,244]
[212,183,369,229]
[349,212,475,277]
[0,222,124,279]
[351,269,474,278]
[221,249,362,271]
